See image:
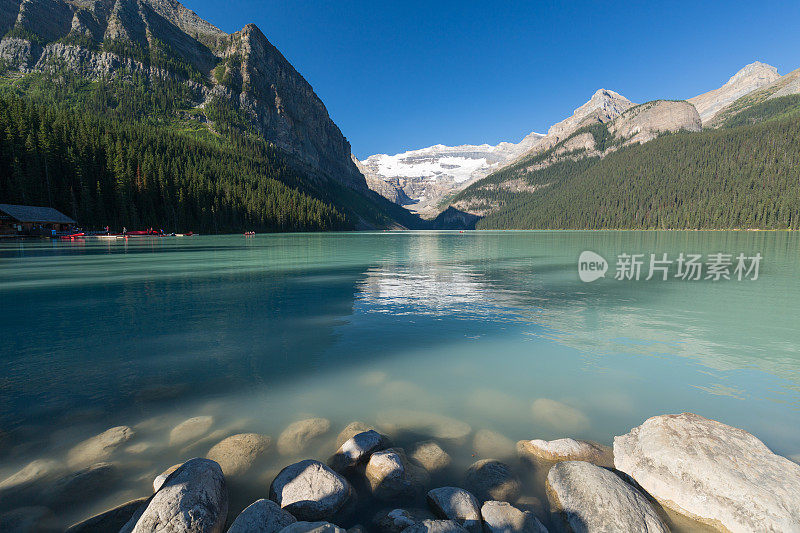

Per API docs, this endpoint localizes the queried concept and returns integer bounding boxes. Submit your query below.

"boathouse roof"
[0,204,76,224]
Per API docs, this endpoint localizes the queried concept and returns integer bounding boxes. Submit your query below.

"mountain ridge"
[0,0,438,231]
[0,0,366,190]
[443,59,800,230]
[688,61,780,125]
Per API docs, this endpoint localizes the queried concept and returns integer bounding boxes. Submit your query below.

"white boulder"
[614,413,800,533]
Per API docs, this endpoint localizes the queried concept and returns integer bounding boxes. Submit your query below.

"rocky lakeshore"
[1,412,799,533]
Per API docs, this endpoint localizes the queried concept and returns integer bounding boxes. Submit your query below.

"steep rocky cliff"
[706,66,800,127]
[525,89,634,156]
[0,0,366,189]
[688,61,780,125]
[610,100,701,145]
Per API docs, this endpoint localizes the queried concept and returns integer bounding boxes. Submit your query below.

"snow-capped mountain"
[360,132,543,217]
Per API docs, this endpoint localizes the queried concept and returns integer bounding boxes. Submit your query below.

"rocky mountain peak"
[139,0,226,40]
[726,61,779,86]
[689,61,781,124]
[546,88,633,138]
[0,0,366,189]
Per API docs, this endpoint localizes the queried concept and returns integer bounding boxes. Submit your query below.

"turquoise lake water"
[1,231,799,527]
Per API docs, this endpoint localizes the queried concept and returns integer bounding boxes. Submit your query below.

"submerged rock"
[530,399,589,434]
[269,459,355,522]
[372,508,435,533]
[400,519,469,533]
[512,496,546,524]
[464,460,520,503]
[359,371,388,387]
[480,501,548,533]
[0,506,59,533]
[122,458,227,533]
[126,442,154,455]
[278,522,346,533]
[180,429,230,456]
[409,441,451,474]
[206,433,271,477]
[366,448,430,501]
[376,410,471,445]
[67,426,135,468]
[169,416,214,445]
[518,438,612,466]
[614,412,800,533]
[337,422,375,448]
[426,487,481,533]
[546,461,668,533]
[277,418,332,455]
[45,462,118,509]
[473,430,516,459]
[228,499,296,533]
[66,497,148,533]
[329,430,392,473]
[0,459,60,497]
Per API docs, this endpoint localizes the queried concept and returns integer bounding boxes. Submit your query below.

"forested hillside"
[473,115,800,230]
[0,0,430,232]
[0,66,422,232]
[0,92,353,232]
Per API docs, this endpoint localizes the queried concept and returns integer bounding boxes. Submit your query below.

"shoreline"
[2,227,799,241]
[2,411,798,532]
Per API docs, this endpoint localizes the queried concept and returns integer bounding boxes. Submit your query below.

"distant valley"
[364,61,800,229]
[356,132,543,217]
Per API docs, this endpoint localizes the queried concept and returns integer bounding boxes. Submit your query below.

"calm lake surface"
[1,231,799,527]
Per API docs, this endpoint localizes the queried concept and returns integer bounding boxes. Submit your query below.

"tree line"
[0,93,351,233]
[475,116,800,230]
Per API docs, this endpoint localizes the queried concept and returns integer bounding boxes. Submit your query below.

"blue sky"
[186,1,800,159]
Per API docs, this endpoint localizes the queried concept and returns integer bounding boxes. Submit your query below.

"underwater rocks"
[169,416,215,446]
[472,430,515,460]
[67,426,135,468]
[376,410,472,445]
[400,520,469,533]
[45,462,118,510]
[372,508,435,533]
[207,433,272,477]
[409,441,451,474]
[278,418,332,456]
[65,497,148,533]
[10,412,800,532]
[279,521,347,533]
[464,459,521,503]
